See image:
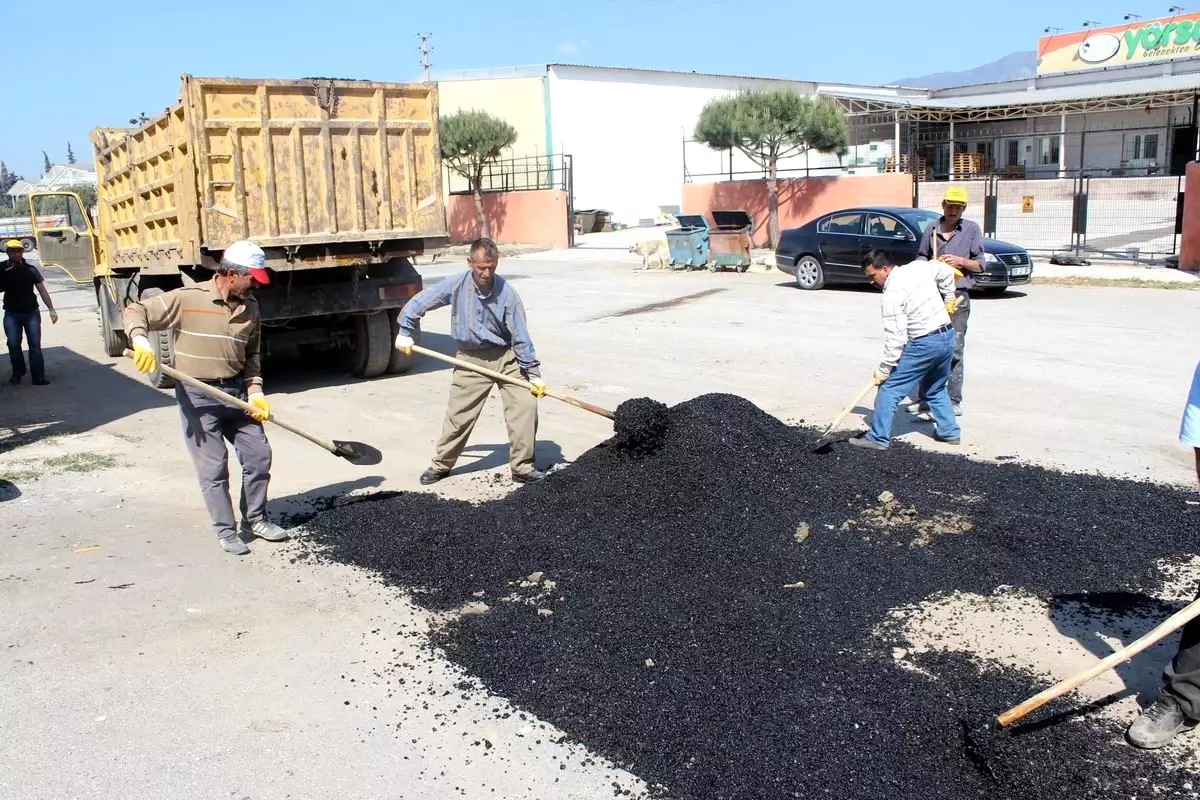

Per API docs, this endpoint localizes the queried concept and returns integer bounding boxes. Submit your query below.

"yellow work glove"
[529,378,546,398]
[247,391,270,422]
[944,299,959,317]
[394,332,414,356]
[952,267,964,279]
[872,367,891,386]
[131,335,157,374]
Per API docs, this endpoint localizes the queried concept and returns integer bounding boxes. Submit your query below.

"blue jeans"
[866,327,959,446]
[4,311,43,380]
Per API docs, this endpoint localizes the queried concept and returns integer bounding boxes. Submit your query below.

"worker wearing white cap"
[121,240,295,555]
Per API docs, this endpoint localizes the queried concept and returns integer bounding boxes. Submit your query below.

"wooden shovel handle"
[996,593,1200,727]
[820,381,878,438]
[122,350,340,456]
[410,345,615,420]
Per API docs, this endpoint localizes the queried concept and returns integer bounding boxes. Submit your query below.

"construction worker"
[1125,359,1200,749]
[122,240,293,555]
[908,185,984,418]
[849,249,960,451]
[1,240,58,385]
[395,237,547,485]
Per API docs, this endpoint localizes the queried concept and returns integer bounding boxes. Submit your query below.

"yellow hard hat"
[3,239,22,251]
[942,186,969,205]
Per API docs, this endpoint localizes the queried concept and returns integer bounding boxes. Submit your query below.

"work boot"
[219,535,251,556]
[848,435,888,451]
[512,468,547,484]
[241,518,290,542]
[32,378,49,386]
[1126,698,1196,750]
[420,467,449,486]
[934,431,961,445]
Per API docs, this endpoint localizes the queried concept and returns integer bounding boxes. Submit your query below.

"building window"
[1037,137,1060,165]
[1145,133,1160,161]
[1007,140,1020,166]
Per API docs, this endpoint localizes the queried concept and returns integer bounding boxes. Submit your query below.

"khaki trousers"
[431,346,538,476]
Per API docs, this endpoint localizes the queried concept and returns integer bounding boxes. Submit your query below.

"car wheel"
[794,255,825,290]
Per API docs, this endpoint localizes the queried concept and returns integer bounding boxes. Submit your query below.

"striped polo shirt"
[123,280,263,388]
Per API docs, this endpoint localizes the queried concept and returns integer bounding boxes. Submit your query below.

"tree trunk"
[766,157,780,250]
[472,184,490,240]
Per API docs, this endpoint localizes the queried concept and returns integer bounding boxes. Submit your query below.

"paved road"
[2,251,1198,798]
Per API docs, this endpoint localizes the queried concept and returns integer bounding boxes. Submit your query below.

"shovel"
[123,350,382,466]
[813,380,878,452]
[409,344,616,421]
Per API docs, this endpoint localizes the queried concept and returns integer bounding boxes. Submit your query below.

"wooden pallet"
[885,154,928,179]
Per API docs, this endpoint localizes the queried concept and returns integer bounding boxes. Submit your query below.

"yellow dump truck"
[28,75,448,387]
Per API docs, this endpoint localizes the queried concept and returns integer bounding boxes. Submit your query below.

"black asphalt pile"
[611,397,671,456]
[303,393,1200,800]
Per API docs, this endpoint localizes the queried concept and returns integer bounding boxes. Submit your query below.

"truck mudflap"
[256,275,423,321]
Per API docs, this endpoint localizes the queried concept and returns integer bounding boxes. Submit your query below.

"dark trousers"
[917,292,969,406]
[4,310,43,380]
[1163,590,1200,720]
[176,381,272,540]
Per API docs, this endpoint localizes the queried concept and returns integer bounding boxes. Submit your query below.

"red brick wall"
[682,174,915,247]
[447,189,570,250]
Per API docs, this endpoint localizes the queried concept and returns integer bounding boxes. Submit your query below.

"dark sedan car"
[774,206,1033,294]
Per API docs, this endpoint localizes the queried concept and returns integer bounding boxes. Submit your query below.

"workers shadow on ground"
[1047,592,1186,708]
[0,479,20,502]
[970,290,1029,300]
[455,439,566,477]
[0,345,174,453]
[268,475,389,526]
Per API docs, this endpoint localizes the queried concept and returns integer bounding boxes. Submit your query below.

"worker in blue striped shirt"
[395,238,547,485]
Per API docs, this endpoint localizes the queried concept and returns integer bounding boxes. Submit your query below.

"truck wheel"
[345,312,392,379]
[20,237,35,252]
[386,310,419,374]
[138,287,176,389]
[96,284,129,358]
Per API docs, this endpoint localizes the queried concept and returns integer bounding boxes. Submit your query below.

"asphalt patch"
[302,393,1200,799]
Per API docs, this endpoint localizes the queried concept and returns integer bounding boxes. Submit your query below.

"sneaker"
[952,402,963,417]
[847,435,889,451]
[420,467,449,486]
[32,378,49,386]
[241,518,290,542]
[934,432,961,445]
[906,402,928,414]
[914,412,935,424]
[219,535,251,556]
[1126,698,1196,750]
[511,468,547,484]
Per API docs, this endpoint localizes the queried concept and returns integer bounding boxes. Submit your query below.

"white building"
[437,64,891,226]
[7,164,98,205]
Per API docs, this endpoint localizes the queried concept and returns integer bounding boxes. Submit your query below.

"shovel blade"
[332,440,383,466]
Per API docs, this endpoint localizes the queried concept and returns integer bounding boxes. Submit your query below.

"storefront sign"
[1038,13,1200,75]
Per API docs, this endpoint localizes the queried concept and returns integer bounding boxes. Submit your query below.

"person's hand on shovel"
[528,377,547,398]
[394,332,414,356]
[872,365,892,386]
[130,335,158,374]
[247,390,271,422]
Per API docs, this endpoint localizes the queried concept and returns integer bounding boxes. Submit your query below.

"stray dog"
[630,237,670,270]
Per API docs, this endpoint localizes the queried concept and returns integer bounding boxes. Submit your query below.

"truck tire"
[138,287,176,390]
[386,310,419,374]
[345,311,392,379]
[20,237,35,252]
[96,284,129,358]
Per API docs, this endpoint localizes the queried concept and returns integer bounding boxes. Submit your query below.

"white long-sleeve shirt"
[879,260,957,368]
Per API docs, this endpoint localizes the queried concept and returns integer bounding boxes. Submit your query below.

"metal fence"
[916,175,1183,261]
[445,153,573,196]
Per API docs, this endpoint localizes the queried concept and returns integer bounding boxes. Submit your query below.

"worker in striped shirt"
[850,249,961,451]
[395,238,547,485]
[122,240,293,556]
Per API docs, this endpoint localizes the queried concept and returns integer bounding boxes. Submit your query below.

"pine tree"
[439,110,518,240]
[42,151,52,175]
[67,143,77,164]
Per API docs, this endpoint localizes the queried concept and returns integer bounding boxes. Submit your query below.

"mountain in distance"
[891,51,1037,89]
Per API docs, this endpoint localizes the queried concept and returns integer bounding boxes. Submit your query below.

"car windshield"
[898,209,942,232]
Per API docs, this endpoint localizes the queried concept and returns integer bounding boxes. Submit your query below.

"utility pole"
[418,34,433,82]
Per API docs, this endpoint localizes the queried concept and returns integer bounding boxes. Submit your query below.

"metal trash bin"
[665,214,710,270]
[708,210,754,273]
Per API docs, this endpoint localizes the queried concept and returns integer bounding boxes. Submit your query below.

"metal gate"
[915,175,1183,261]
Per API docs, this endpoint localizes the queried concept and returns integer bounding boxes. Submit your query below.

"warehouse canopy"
[822,72,1200,123]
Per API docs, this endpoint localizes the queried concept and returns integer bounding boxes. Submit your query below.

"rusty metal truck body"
[30,75,448,386]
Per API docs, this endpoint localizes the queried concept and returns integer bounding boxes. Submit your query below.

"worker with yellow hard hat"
[1,239,58,386]
[907,185,983,423]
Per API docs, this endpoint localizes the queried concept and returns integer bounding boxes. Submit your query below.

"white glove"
[872,365,893,386]
[528,377,546,398]
[394,333,414,354]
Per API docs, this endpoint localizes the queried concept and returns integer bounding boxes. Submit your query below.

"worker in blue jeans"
[850,249,960,450]
[1,240,58,385]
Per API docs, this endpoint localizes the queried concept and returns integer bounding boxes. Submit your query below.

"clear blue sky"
[0,0,1168,180]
